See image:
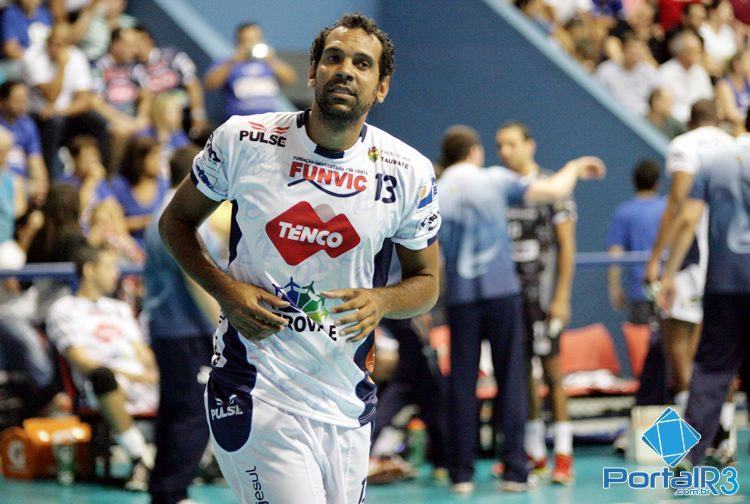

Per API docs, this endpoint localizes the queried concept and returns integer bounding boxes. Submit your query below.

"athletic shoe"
[500,479,532,493]
[367,455,418,485]
[551,454,574,485]
[528,455,549,476]
[124,458,151,492]
[451,481,475,494]
[490,462,504,479]
[432,467,450,483]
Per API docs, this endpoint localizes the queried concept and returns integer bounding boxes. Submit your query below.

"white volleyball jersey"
[666,126,733,271]
[46,295,157,414]
[191,110,440,427]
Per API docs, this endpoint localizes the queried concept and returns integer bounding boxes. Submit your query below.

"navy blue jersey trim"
[297,108,368,159]
[228,200,242,266]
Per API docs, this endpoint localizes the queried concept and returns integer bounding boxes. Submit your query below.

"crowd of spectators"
[516,0,750,137]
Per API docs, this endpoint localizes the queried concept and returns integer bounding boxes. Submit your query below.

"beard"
[313,78,378,127]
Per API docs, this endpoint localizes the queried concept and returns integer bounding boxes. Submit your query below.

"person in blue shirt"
[144,146,222,504]
[203,22,298,119]
[0,80,48,204]
[606,159,667,324]
[55,135,114,217]
[1,0,53,60]
[438,125,605,494]
[659,135,750,468]
[111,137,169,247]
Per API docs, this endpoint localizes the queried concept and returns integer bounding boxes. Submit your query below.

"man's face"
[46,30,68,59]
[654,89,673,115]
[310,27,389,123]
[685,5,706,30]
[89,251,120,296]
[111,29,136,63]
[74,145,101,176]
[237,26,263,54]
[3,84,30,118]
[496,126,533,172]
[677,36,701,67]
[20,0,41,12]
[134,31,152,61]
[623,40,644,68]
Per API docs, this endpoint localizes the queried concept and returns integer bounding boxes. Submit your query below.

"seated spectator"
[21,23,108,178]
[606,159,666,324]
[1,0,54,60]
[716,50,750,133]
[204,22,297,120]
[596,33,661,115]
[646,87,687,138]
[564,18,600,71]
[605,3,661,66]
[132,25,207,138]
[26,183,86,263]
[699,0,738,76]
[138,91,190,170]
[655,3,706,64]
[88,198,144,265]
[659,31,713,123]
[0,80,48,205]
[55,135,114,218]
[111,137,168,247]
[46,244,157,491]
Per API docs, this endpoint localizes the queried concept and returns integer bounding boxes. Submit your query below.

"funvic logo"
[642,407,701,467]
[274,278,329,324]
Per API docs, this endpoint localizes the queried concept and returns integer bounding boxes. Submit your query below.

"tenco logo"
[210,394,243,421]
[266,201,360,265]
[238,121,288,147]
[287,159,368,198]
[603,408,739,496]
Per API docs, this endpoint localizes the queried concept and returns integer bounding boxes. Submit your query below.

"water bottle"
[52,431,74,486]
[406,418,427,468]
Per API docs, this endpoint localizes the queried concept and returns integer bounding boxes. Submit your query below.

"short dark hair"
[170,145,201,187]
[235,22,259,40]
[132,24,153,40]
[0,79,24,100]
[633,158,660,191]
[309,13,395,81]
[73,244,105,279]
[440,125,481,167]
[498,121,533,141]
[120,136,160,186]
[68,135,100,159]
[688,99,717,128]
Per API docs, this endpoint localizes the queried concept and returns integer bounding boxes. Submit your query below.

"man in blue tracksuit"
[438,125,604,494]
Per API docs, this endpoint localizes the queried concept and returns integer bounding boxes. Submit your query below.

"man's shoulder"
[365,123,432,172]
[48,295,80,317]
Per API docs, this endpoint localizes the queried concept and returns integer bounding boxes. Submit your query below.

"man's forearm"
[553,219,575,304]
[375,273,439,320]
[525,162,578,204]
[648,200,680,263]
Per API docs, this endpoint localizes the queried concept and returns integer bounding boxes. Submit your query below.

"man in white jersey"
[159,14,440,503]
[46,245,158,490]
[645,101,735,426]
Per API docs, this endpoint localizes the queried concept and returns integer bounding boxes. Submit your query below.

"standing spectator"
[606,159,666,323]
[1,0,54,60]
[21,23,108,177]
[659,31,713,123]
[144,146,219,504]
[699,0,738,76]
[55,135,114,218]
[111,137,169,247]
[203,22,298,120]
[46,244,157,491]
[132,25,207,138]
[596,33,662,116]
[716,50,750,133]
[646,87,687,138]
[0,80,49,204]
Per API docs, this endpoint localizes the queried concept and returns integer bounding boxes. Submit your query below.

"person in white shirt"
[596,34,662,116]
[699,0,738,75]
[46,244,158,491]
[658,31,714,123]
[20,23,107,176]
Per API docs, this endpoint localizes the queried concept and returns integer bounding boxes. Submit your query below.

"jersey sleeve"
[688,167,709,202]
[46,300,82,353]
[552,195,577,225]
[666,136,699,175]
[494,168,531,207]
[391,158,441,250]
[191,120,233,201]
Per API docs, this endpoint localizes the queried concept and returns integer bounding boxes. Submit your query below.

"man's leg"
[663,318,699,409]
[485,295,529,484]
[446,302,483,485]
[149,336,213,504]
[685,294,745,465]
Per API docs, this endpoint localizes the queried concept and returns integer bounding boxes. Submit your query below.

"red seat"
[560,323,620,375]
[622,322,651,378]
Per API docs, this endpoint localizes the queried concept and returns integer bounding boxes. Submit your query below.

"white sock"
[524,419,547,460]
[116,426,152,467]
[675,390,689,412]
[553,421,573,456]
[720,402,735,431]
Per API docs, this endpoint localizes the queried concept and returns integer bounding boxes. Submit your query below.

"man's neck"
[307,105,367,152]
[636,189,658,198]
[515,160,540,177]
[678,59,692,71]
[77,284,102,302]
[647,110,666,124]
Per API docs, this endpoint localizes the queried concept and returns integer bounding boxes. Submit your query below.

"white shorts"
[666,264,705,325]
[204,375,371,504]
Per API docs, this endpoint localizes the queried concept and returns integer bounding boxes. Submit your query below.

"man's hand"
[572,156,606,180]
[656,275,675,312]
[608,284,626,310]
[548,297,571,325]
[323,288,388,342]
[216,280,290,342]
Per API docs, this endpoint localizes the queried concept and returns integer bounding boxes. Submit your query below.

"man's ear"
[376,75,391,103]
[308,65,316,88]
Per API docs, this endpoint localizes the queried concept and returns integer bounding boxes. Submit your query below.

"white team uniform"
[664,126,734,324]
[46,295,158,414]
[191,110,440,503]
